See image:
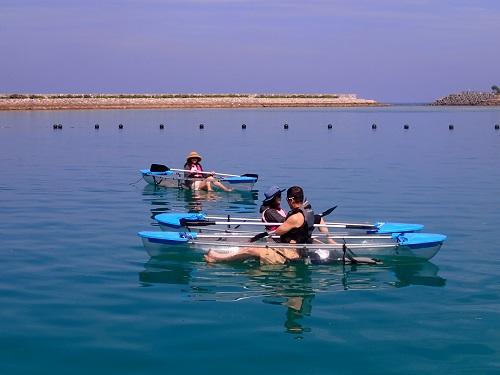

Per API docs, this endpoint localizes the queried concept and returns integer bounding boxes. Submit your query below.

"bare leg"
[213,180,232,192]
[205,179,213,191]
[194,180,213,191]
[204,246,261,263]
[205,176,232,192]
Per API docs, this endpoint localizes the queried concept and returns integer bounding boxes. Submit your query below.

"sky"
[1,0,499,102]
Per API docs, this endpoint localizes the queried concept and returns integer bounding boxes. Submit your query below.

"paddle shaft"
[167,168,241,178]
[183,219,376,230]
[207,206,336,222]
[193,233,392,240]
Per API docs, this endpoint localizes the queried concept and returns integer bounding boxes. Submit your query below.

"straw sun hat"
[186,151,202,161]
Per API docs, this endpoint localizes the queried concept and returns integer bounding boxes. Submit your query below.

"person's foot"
[204,250,217,263]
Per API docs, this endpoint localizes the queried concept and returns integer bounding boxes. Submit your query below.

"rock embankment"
[0,93,380,110]
[433,91,500,106]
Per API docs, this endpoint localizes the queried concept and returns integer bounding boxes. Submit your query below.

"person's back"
[279,204,315,244]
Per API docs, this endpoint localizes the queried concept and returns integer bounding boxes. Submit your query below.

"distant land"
[432,86,500,106]
[0,93,380,110]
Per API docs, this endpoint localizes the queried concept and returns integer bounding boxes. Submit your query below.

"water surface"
[0,106,499,374]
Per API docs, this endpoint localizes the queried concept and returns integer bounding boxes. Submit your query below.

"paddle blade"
[249,231,269,243]
[345,224,376,230]
[241,173,259,181]
[320,205,338,217]
[179,219,216,227]
[150,164,169,172]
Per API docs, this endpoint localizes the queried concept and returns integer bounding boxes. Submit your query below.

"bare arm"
[273,213,304,236]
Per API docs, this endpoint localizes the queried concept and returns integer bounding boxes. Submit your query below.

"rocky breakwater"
[0,93,380,110]
[433,91,500,106]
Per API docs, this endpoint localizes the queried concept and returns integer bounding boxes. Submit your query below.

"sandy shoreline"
[0,94,381,110]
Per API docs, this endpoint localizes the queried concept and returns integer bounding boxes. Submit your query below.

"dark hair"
[286,186,304,202]
[269,193,282,208]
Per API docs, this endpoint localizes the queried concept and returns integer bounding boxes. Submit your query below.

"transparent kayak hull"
[141,169,257,191]
[138,231,446,261]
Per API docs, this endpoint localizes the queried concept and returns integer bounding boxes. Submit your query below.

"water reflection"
[139,257,446,334]
[141,184,258,218]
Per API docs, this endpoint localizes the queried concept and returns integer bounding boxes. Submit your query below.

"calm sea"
[0,106,499,374]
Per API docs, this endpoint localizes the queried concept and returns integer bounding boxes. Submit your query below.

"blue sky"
[1,0,499,102]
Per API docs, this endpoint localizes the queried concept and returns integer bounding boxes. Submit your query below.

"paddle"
[204,206,337,223]
[185,233,392,240]
[179,218,376,229]
[181,205,341,228]
[320,205,337,218]
[149,164,258,179]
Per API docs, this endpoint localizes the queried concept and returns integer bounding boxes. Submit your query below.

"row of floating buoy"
[53,123,500,130]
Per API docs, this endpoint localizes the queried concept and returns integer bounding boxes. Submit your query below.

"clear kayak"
[137,231,447,261]
[141,169,258,191]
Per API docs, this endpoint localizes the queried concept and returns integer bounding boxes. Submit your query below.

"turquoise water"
[1,106,499,374]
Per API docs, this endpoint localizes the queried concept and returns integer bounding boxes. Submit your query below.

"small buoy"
[118,124,123,129]
[94,124,99,129]
[241,124,246,129]
[327,123,333,129]
[284,123,289,130]
[159,124,164,129]
[371,123,377,129]
[53,124,58,129]
[495,124,499,130]
[449,124,454,130]
[57,124,62,129]
[199,123,204,129]
[404,124,409,129]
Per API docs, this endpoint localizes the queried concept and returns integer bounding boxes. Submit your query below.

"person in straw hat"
[183,151,232,192]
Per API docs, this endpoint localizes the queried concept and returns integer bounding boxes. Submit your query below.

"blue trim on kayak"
[221,176,258,184]
[375,222,424,234]
[155,213,207,228]
[138,231,198,244]
[395,233,447,246]
[407,241,442,249]
[141,169,174,176]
